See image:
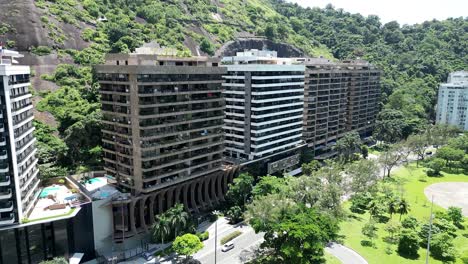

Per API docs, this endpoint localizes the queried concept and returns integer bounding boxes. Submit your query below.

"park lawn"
[325,252,342,264]
[339,163,468,264]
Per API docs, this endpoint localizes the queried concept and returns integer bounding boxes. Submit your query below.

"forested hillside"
[0,0,466,176]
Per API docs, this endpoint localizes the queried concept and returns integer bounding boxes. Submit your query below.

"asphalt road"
[326,243,368,264]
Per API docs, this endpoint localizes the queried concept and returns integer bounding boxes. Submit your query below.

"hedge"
[220,230,242,245]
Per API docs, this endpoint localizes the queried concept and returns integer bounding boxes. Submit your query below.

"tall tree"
[379,143,407,177]
[226,173,255,208]
[334,131,362,163]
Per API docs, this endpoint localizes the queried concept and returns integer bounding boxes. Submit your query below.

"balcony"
[0,189,12,200]
[0,138,6,147]
[0,151,6,160]
[0,176,10,187]
[0,213,15,225]
[0,164,8,173]
[0,202,13,213]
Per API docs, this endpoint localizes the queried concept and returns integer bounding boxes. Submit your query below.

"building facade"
[96,51,237,240]
[436,71,468,130]
[222,50,305,173]
[0,49,40,225]
[304,58,380,159]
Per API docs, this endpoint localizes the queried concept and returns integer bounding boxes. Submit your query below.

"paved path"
[325,243,368,264]
[424,182,468,216]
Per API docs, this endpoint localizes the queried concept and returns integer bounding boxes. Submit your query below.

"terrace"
[25,177,91,223]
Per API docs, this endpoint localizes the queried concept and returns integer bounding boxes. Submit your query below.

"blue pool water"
[88,178,104,184]
[40,186,60,198]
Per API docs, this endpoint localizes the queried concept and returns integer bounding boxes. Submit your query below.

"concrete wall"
[92,199,114,251]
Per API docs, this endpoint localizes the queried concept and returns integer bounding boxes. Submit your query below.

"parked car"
[142,252,154,261]
[221,242,235,252]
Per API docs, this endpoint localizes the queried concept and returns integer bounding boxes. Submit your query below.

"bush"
[401,216,419,229]
[461,250,468,264]
[398,229,420,258]
[430,233,457,261]
[226,205,244,224]
[447,206,464,228]
[220,230,242,245]
[196,231,209,241]
[58,179,65,184]
[31,46,52,56]
[349,192,372,214]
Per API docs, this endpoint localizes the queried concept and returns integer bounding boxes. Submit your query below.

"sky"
[288,0,468,25]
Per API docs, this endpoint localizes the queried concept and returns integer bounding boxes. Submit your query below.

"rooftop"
[23,178,91,224]
[222,49,305,65]
[0,48,24,65]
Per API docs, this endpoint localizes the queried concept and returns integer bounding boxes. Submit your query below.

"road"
[325,243,368,264]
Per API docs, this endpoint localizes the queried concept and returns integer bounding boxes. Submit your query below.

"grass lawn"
[325,252,342,264]
[339,163,468,264]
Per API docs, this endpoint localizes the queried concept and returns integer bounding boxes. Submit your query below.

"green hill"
[0,0,466,175]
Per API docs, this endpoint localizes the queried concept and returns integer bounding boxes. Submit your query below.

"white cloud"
[288,0,467,25]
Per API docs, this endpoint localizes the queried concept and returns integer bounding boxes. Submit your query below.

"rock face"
[0,0,89,51]
[216,38,305,58]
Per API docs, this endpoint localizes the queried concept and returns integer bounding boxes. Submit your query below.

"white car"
[221,242,235,252]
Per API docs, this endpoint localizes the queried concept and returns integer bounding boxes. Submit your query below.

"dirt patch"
[424,182,468,216]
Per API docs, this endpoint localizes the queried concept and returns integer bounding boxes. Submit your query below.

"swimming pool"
[88,178,105,184]
[39,186,61,198]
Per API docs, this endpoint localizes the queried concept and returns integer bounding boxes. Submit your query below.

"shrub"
[398,229,420,258]
[200,38,215,56]
[58,179,65,184]
[349,192,372,214]
[220,230,242,245]
[196,231,209,241]
[31,46,52,56]
[430,233,457,261]
[447,206,464,228]
[401,216,419,229]
[226,205,244,224]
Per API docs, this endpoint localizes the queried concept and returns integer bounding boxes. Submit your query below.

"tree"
[226,205,244,224]
[379,144,407,177]
[226,173,255,208]
[251,175,285,197]
[301,160,321,176]
[447,206,464,228]
[387,198,398,219]
[398,229,420,258]
[334,131,362,163]
[152,216,171,244]
[167,204,190,238]
[200,38,215,56]
[401,216,419,229]
[385,221,401,244]
[406,133,430,166]
[173,234,204,260]
[261,207,339,264]
[436,146,464,170]
[362,220,378,245]
[368,198,386,221]
[350,192,372,214]
[346,159,380,193]
[426,158,445,176]
[397,199,410,221]
[429,233,457,261]
[374,109,408,144]
[361,145,369,159]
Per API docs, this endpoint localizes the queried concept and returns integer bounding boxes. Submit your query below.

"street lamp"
[425,196,434,264]
[212,210,220,264]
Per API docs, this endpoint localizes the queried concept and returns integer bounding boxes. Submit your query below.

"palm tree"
[152,216,171,244]
[167,204,189,238]
[368,199,380,220]
[397,199,410,221]
[388,199,398,219]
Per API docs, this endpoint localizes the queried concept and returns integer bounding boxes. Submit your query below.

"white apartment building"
[436,71,468,131]
[222,50,305,162]
[0,49,40,225]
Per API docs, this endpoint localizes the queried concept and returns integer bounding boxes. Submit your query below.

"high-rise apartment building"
[222,50,305,174]
[96,50,238,238]
[0,49,40,225]
[304,58,380,158]
[436,71,468,130]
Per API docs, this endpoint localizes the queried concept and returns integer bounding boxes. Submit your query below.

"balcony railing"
[0,213,15,225]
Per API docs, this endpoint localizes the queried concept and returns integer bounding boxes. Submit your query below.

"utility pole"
[425,196,434,264]
[213,210,220,264]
